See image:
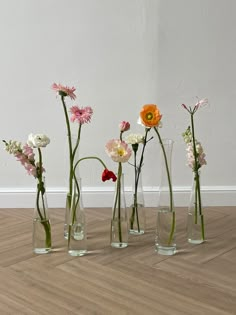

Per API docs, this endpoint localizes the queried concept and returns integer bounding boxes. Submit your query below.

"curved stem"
[154,128,173,212]
[154,128,175,246]
[74,156,108,172]
[61,96,73,198]
[72,124,82,162]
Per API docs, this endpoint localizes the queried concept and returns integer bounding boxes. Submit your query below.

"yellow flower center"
[146,112,153,121]
[117,148,125,156]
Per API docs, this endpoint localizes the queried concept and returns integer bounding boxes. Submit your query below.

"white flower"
[125,133,144,145]
[27,133,50,148]
[5,140,21,154]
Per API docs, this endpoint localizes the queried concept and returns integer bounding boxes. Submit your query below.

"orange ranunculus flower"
[140,104,162,128]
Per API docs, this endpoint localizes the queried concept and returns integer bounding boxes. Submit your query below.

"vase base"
[111,242,128,249]
[33,248,51,254]
[155,245,176,256]
[129,229,145,235]
[188,239,204,244]
[68,249,87,256]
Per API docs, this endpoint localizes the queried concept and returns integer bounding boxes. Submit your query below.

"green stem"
[130,128,150,231]
[130,150,137,230]
[117,163,122,243]
[68,156,109,245]
[190,113,204,240]
[61,96,73,200]
[194,175,198,224]
[74,156,108,171]
[36,148,51,248]
[72,124,82,163]
[154,128,175,246]
[154,128,173,211]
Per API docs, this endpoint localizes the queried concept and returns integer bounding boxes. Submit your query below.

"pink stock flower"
[15,152,28,165]
[52,83,76,100]
[119,121,130,132]
[186,142,207,170]
[70,106,93,124]
[24,162,37,177]
[23,144,35,161]
[105,139,132,163]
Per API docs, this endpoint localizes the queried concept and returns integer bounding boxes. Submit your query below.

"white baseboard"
[0,186,235,208]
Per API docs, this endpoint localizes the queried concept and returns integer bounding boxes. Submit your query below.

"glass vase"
[68,177,87,256]
[110,168,128,248]
[155,139,176,255]
[129,173,145,235]
[33,177,52,254]
[64,135,80,239]
[187,171,205,244]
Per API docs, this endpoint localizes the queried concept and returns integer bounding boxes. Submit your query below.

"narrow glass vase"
[129,173,145,235]
[155,139,176,256]
[68,177,87,256]
[111,170,128,248]
[187,171,205,244]
[33,177,52,254]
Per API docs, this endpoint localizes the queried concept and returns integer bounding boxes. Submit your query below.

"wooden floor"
[0,206,235,315]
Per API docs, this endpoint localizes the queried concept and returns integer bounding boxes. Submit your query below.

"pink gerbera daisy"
[70,106,93,124]
[51,83,76,100]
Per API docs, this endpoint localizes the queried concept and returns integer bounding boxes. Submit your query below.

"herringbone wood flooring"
[0,206,235,314]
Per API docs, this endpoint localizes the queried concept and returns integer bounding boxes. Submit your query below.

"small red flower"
[102,169,117,182]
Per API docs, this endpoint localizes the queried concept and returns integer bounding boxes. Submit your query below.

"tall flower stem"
[36,148,51,248]
[154,127,175,245]
[112,162,122,242]
[61,96,73,199]
[190,114,205,240]
[130,128,150,231]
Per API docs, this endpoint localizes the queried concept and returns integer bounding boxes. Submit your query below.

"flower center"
[146,112,153,121]
[117,148,125,156]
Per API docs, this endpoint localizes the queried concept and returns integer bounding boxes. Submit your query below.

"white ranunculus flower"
[126,133,144,145]
[27,133,50,148]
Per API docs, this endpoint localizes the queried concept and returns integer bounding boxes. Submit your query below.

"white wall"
[0,0,235,207]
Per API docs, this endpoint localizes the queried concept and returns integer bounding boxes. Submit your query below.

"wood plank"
[0,206,235,314]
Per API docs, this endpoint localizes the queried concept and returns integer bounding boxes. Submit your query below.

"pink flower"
[24,162,37,177]
[15,152,28,165]
[194,98,208,111]
[52,83,76,100]
[105,139,132,163]
[119,121,130,132]
[23,144,35,161]
[70,106,93,124]
[186,142,207,169]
